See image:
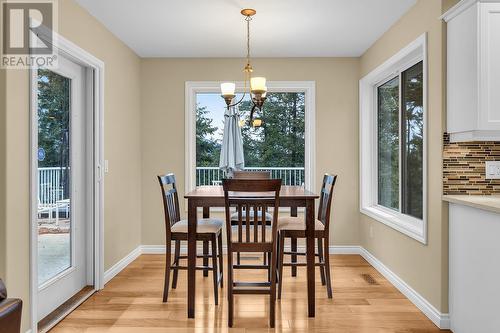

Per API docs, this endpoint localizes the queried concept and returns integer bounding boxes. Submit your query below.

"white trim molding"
[104,246,142,284]
[359,33,428,244]
[29,29,105,333]
[140,244,362,256]
[184,81,316,195]
[440,0,499,22]
[359,248,450,329]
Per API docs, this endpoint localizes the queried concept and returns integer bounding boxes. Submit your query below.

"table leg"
[187,199,197,318]
[290,206,298,277]
[203,207,210,277]
[306,199,315,317]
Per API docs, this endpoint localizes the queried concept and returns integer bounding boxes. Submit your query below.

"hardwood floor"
[51,254,449,332]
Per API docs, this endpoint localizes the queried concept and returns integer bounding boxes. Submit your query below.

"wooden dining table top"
[185,185,319,199]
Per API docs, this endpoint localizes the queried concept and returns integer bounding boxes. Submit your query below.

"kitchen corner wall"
[443,133,500,194]
[359,0,456,314]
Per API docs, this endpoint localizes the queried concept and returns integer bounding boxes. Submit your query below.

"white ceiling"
[75,0,417,58]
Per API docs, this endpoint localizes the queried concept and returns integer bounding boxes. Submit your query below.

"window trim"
[359,33,428,244]
[185,81,316,195]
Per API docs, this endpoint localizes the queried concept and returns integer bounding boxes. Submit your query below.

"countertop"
[443,195,500,214]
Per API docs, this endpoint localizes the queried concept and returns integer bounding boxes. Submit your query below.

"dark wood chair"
[231,171,272,265]
[223,178,282,328]
[277,174,337,299]
[157,174,223,304]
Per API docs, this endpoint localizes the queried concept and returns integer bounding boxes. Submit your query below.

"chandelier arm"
[227,92,247,109]
[249,103,257,123]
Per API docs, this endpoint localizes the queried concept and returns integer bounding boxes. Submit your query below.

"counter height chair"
[277,174,337,299]
[223,178,282,327]
[231,171,273,266]
[157,174,223,304]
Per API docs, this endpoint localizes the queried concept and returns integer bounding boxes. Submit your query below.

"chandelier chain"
[246,16,251,67]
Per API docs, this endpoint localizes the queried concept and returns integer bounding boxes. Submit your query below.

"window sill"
[360,205,426,244]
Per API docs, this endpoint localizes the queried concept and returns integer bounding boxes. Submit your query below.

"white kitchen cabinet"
[443,1,500,142]
[446,200,500,333]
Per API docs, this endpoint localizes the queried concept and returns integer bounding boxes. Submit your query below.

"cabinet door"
[479,3,500,130]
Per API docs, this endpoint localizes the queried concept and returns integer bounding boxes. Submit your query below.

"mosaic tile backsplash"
[443,133,500,195]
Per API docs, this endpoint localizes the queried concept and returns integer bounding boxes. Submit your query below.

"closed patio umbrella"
[219,106,245,177]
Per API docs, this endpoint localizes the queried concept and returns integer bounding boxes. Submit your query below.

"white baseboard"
[103,246,142,284]
[140,244,362,255]
[106,244,448,329]
[359,247,450,329]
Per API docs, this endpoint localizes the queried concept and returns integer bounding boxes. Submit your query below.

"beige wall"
[0,68,5,279]
[140,58,360,246]
[359,0,456,313]
[2,0,142,330]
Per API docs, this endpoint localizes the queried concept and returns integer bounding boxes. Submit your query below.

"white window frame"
[185,81,316,195]
[359,33,428,244]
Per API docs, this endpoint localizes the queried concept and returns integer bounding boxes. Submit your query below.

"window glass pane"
[37,69,72,285]
[377,77,399,211]
[195,92,305,186]
[401,61,424,219]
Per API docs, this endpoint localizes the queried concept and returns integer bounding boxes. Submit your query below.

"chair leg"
[203,240,209,277]
[317,238,326,286]
[227,250,234,327]
[211,235,219,305]
[278,233,285,299]
[323,236,333,298]
[217,233,224,288]
[267,252,272,282]
[291,237,297,277]
[172,239,181,289]
[269,244,277,328]
[163,238,172,302]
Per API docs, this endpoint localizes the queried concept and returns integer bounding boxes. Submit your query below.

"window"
[186,81,315,194]
[360,34,427,243]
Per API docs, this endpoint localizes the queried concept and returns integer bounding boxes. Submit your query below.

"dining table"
[184,185,319,319]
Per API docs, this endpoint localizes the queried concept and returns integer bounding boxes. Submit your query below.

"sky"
[196,93,250,141]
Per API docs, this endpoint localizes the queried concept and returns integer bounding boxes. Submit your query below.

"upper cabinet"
[444,0,500,142]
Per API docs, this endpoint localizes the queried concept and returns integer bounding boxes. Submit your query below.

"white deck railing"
[196,167,305,186]
[39,166,305,204]
[38,167,68,205]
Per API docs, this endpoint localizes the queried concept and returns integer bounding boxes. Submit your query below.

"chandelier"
[220,9,267,127]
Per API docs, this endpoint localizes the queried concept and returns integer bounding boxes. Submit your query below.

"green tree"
[196,105,221,166]
[37,69,70,168]
[238,92,305,167]
[37,69,71,198]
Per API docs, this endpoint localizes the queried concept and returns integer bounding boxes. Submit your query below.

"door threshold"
[38,285,95,333]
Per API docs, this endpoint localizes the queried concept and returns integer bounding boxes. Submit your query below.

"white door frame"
[29,28,105,331]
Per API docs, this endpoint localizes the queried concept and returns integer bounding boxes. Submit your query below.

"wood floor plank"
[50,254,449,333]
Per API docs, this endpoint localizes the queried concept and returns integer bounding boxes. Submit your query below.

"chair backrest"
[317,174,338,231]
[157,174,181,234]
[223,179,281,251]
[233,170,271,179]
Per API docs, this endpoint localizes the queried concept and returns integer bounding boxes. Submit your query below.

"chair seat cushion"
[278,216,325,231]
[171,218,223,234]
[230,210,273,222]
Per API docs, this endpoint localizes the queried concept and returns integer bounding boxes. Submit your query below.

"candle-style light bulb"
[221,82,236,97]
